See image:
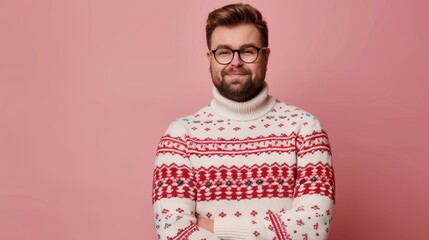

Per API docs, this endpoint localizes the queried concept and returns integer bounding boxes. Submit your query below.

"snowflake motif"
[251,210,258,216]
[303,122,308,126]
[254,231,260,237]
[297,219,304,226]
[233,127,241,131]
[249,125,256,130]
[176,208,184,213]
[264,124,270,128]
[204,128,211,131]
[191,127,198,131]
[206,212,212,218]
[218,127,225,131]
[326,210,331,216]
[219,212,226,218]
[235,211,242,217]
[302,233,308,240]
[311,205,320,210]
[252,220,258,225]
[291,122,297,125]
[296,206,305,212]
[314,223,319,230]
[278,123,284,127]
[162,209,169,214]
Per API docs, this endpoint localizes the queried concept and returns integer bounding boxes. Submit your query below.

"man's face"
[208,24,270,102]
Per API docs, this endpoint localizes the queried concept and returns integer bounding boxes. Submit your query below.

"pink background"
[1,0,428,239]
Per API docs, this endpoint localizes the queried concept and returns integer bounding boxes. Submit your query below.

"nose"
[229,51,243,67]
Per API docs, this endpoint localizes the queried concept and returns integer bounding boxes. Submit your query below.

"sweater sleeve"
[213,118,335,240]
[153,121,220,240]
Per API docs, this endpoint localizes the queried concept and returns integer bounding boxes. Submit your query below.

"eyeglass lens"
[214,47,259,64]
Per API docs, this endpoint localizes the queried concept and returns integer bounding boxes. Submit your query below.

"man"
[152,3,335,240]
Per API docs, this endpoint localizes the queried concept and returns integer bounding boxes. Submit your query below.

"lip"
[226,72,247,76]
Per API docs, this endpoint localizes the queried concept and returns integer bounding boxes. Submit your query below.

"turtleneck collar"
[209,82,276,121]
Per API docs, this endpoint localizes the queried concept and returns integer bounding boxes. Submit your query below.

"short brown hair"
[206,3,268,49]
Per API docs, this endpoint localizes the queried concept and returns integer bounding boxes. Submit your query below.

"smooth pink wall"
[1,0,428,239]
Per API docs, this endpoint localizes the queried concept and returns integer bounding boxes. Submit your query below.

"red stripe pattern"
[195,163,296,201]
[152,162,334,203]
[156,136,188,157]
[294,163,335,200]
[186,133,298,157]
[268,212,288,240]
[152,164,195,204]
[173,224,198,240]
[297,130,331,157]
[157,131,330,158]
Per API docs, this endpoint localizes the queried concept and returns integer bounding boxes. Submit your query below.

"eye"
[241,47,256,55]
[217,49,231,56]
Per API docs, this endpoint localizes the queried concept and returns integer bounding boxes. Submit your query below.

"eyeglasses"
[210,46,267,65]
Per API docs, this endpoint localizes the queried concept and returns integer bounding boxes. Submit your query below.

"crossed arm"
[153,120,335,239]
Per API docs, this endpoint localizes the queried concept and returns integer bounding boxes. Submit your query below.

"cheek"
[212,65,224,76]
[254,63,267,75]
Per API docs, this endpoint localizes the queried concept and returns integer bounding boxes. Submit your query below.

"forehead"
[210,24,262,49]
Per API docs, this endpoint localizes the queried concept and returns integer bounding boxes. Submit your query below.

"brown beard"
[214,68,264,102]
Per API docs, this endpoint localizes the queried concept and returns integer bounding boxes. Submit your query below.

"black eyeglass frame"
[210,46,268,65]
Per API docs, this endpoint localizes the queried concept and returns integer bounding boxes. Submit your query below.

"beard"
[211,66,265,102]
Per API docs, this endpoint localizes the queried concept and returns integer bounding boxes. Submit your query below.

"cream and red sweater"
[152,84,335,240]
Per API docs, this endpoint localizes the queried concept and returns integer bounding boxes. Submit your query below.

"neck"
[210,83,276,121]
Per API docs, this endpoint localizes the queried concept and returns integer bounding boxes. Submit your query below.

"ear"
[264,48,271,65]
[207,51,211,62]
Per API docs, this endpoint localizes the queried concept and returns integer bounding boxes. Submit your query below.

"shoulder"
[163,104,212,137]
[272,99,325,136]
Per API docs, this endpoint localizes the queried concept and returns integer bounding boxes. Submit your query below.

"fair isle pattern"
[268,212,288,240]
[294,162,334,200]
[153,162,334,202]
[156,135,187,157]
[297,130,331,157]
[187,133,298,157]
[152,163,195,204]
[173,224,198,240]
[156,133,298,157]
[153,91,335,240]
[156,130,331,158]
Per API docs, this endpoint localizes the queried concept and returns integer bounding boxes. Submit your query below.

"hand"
[197,217,214,233]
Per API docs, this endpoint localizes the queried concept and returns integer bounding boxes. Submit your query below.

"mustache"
[222,67,250,75]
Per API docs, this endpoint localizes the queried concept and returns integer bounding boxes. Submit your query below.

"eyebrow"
[213,43,258,50]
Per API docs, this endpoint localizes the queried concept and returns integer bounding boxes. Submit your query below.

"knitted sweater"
[152,84,335,240]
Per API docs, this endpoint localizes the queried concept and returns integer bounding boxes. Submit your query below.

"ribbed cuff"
[214,217,250,239]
